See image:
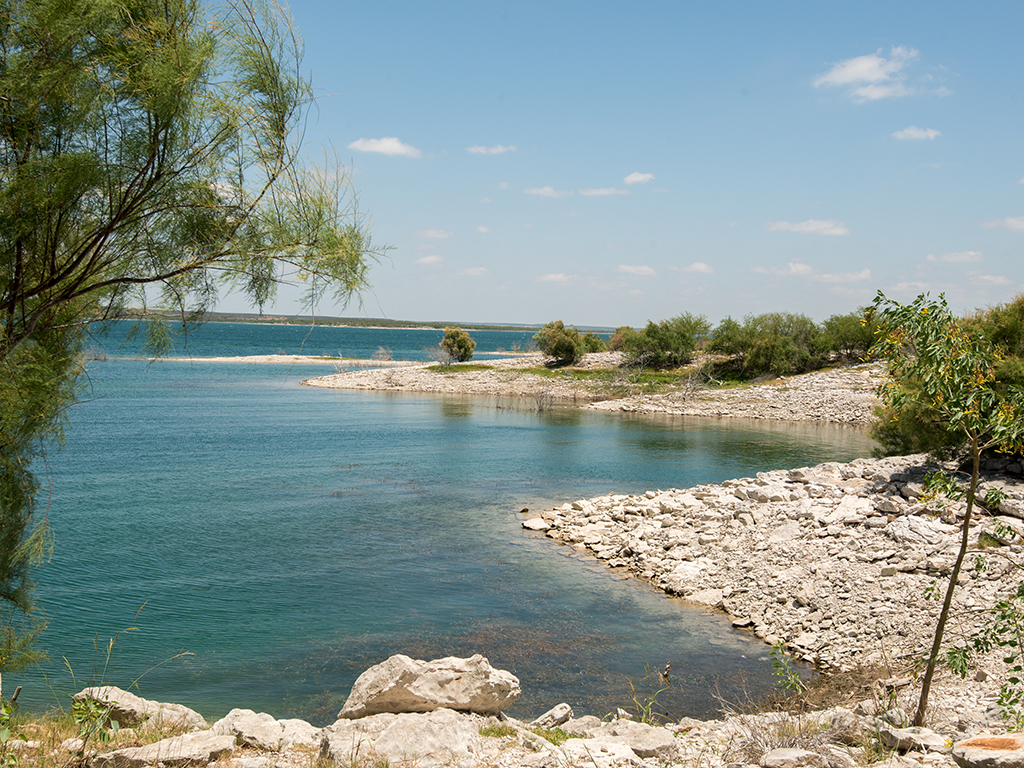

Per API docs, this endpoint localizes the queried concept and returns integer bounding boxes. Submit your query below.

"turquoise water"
[14,325,876,725]
[87,320,542,361]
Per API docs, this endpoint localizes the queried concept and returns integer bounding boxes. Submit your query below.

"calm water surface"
[16,326,876,724]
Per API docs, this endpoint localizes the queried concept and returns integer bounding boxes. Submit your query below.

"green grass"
[530,726,571,745]
[478,723,517,738]
[425,363,494,373]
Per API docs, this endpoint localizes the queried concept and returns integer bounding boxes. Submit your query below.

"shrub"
[819,311,877,361]
[580,331,607,354]
[621,313,710,369]
[709,313,825,378]
[609,326,641,352]
[440,327,475,363]
[533,321,583,366]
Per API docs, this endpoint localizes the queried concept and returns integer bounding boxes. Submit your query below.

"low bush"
[620,313,710,370]
[580,331,607,354]
[533,321,583,366]
[708,312,828,378]
[440,327,475,363]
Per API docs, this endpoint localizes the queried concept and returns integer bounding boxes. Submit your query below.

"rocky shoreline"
[20,452,1024,767]
[524,450,1024,710]
[302,355,882,425]
[47,628,1024,768]
[47,359,1018,766]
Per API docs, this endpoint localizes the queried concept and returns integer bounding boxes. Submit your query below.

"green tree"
[580,331,607,354]
[708,313,825,378]
[533,321,583,366]
[440,327,475,363]
[871,292,1024,726]
[621,313,710,369]
[0,0,379,668]
[819,310,877,362]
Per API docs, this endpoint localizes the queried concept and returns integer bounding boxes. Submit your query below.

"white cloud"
[480,197,492,203]
[497,182,510,190]
[754,261,870,282]
[894,281,933,293]
[617,265,656,276]
[768,219,851,236]
[467,144,517,154]
[1019,177,1024,184]
[972,274,1012,286]
[580,187,629,196]
[813,46,919,102]
[524,186,573,199]
[684,262,713,274]
[983,217,1024,231]
[536,273,571,283]
[892,125,941,140]
[415,255,443,266]
[418,228,453,239]
[475,226,490,234]
[624,172,655,185]
[813,269,872,283]
[347,137,422,158]
[927,251,983,263]
[461,267,489,277]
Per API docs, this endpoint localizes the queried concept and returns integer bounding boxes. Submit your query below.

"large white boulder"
[73,686,207,731]
[338,654,521,719]
[320,708,482,768]
[211,709,321,750]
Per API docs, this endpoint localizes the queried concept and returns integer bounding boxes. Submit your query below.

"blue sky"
[232,0,1024,328]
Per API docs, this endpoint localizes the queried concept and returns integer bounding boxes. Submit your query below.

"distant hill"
[200,312,613,334]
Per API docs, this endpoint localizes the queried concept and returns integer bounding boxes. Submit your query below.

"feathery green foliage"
[619,313,710,370]
[870,291,1024,726]
[0,0,379,667]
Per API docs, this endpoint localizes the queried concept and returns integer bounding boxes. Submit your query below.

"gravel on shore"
[522,451,1024,735]
[303,355,883,425]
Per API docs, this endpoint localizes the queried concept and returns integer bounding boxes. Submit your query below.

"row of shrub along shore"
[303,354,882,426]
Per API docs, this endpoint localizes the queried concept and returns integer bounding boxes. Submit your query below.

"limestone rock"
[761,747,825,767]
[560,738,643,768]
[73,687,207,731]
[211,709,320,750]
[561,715,604,736]
[320,708,481,768]
[522,517,551,531]
[91,731,234,768]
[338,654,521,719]
[530,703,572,728]
[953,734,1024,768]
[876,723,952,752]
[593,719,679,759]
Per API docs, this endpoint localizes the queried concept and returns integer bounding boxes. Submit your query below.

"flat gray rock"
[762,747,825,768]
[593,719,679,759]
[876,723,951,752]
[561,738,643,768]
[530,703,572,728]
[338,653,521,718]
[91,731,234,768]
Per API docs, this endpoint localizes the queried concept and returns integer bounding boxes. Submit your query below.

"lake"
[13,322,876,725]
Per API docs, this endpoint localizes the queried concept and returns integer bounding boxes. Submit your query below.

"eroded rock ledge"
[523,453,1024,682]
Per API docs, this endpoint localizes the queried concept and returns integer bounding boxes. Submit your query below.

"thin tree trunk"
[913,438,980,726]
